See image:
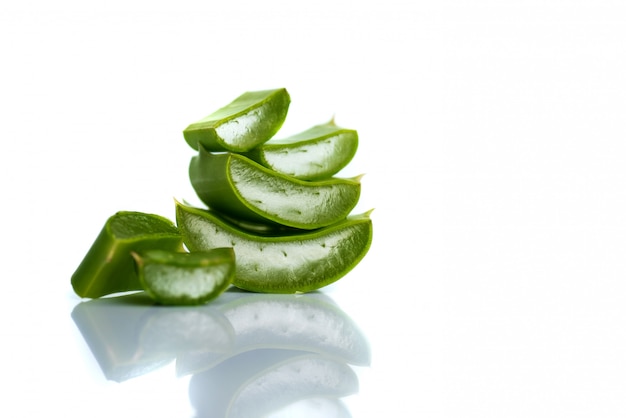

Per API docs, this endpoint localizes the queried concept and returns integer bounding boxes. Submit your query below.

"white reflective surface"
[4,1,626,417]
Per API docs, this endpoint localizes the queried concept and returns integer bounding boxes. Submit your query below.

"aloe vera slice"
[132,248,235,305]
[71,212,183,299]
[175,202,373,293]
[183,88,290,152]
[189,148,361,230]
[242,119,358,181]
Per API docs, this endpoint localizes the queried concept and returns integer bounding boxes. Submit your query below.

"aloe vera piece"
[175,202,373,293]
[71,212,183,299]
[132,248,235,305]
[189,148,361,230]
[242,119,358,181]
[183,88,290,152]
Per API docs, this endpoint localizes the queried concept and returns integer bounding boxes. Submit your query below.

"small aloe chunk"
[183,88,290,152]
[71,212,183,299]
[189,148,362,230]
[132,248,235,306]
[243,119,358,180]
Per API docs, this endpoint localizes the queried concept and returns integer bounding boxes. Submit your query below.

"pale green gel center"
[215,109,262,144]
[186,214,364,284]
[144,263,230,298]
[262,134,352,177]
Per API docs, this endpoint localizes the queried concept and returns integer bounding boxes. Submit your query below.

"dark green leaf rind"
[71,212,183,299]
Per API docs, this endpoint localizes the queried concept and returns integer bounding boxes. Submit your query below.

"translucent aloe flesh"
[71,212,183,299]
[175,202,373,293]
[183,88,290,152]
[189,148,361,230]
[243,120,358,180]
[132,248,235,305]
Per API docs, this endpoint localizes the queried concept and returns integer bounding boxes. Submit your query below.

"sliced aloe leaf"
[132,248,235,305]
[189,148,361,230]
[175,202,373,293]
[243,119,358,180]
[71,212,183,299]
[183,88,290,152]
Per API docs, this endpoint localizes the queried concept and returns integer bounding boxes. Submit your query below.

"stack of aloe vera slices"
[180,88,373,294]
[71,88,372,305]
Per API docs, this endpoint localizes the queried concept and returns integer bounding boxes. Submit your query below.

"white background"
[2,0,626,417]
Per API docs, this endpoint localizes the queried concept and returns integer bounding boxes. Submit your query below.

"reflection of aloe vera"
[71,293,234,382]
[71,290,368,416]
[189,350,357,418]
[176,291,371,376]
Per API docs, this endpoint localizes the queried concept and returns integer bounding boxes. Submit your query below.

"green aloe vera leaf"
[183,88,290,152]
[131,248,235,306]
[242,119,358,181]
[71,212,183,299]
[175,202,373,293]
[189,148,362,230]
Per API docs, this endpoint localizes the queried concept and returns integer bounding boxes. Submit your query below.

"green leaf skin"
[183,88,291,152]
[242,120,358,181]
[175,202,373,294]
[71,212,183,299]
[189,148,362,230]
[132,248,235,306]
